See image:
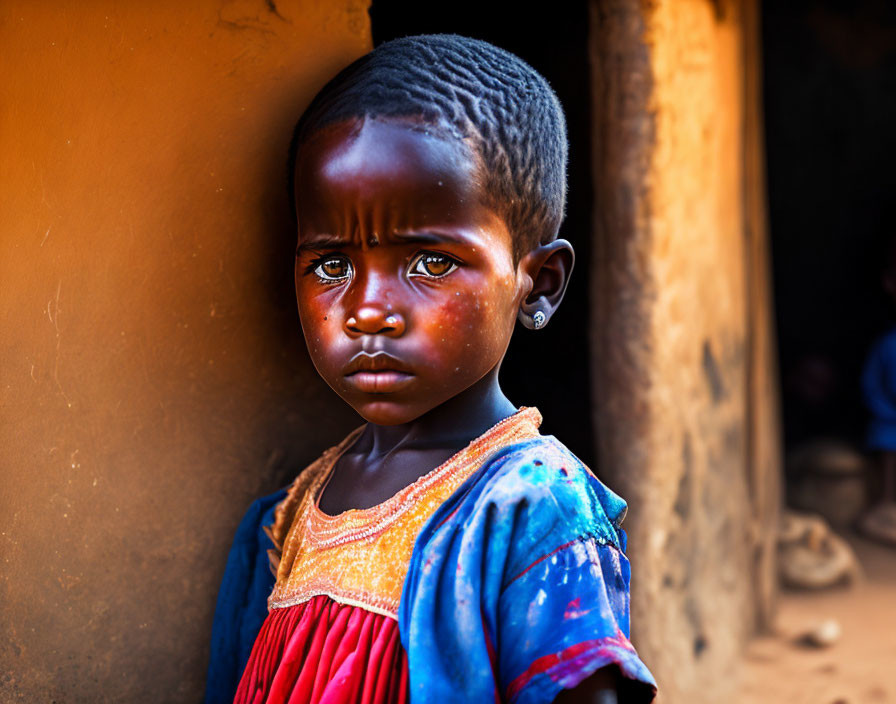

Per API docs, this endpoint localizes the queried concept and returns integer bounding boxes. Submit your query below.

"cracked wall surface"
[0,2,370,700]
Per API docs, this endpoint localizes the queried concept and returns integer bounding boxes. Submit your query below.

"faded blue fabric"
[398,436,656,704]
[863,327,896,451]
[203,488,286,704]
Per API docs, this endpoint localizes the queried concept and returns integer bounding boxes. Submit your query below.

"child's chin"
[349,399,429,426]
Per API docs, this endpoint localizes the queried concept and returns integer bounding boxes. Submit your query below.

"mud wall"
[589,0,780,701]
[0,2,369,700]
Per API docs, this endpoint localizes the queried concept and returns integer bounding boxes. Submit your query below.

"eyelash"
[408,252,459,278]
[304,251,460,283]
[305,254,351,282]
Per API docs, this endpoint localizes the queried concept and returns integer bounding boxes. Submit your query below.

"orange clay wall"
[0,2,369,700]
[590,0,780,701]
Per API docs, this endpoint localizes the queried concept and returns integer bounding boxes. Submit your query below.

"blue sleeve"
[494,450,656,703]
[203,489,286,704]
[499,532,655,703]
[399,438,656,704]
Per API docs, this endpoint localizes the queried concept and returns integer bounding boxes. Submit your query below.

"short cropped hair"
[288,34,568,259]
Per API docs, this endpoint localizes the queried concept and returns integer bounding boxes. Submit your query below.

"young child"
[204,35,656,704]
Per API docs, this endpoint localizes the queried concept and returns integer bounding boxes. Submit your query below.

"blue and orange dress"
[208,408,656,704]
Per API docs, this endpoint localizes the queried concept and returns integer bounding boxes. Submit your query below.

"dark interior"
[762,0,896,452]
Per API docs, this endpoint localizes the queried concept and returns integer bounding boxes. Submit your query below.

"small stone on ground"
[736,532,895,703]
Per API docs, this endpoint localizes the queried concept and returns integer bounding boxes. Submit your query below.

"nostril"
[344,308,404,335]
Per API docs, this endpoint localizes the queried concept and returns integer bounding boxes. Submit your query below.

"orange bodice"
[266,407,543,618]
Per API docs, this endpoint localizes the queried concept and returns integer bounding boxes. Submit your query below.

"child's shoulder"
[453,433,629,553]
[401,431,658,702]
[267,425,365,555]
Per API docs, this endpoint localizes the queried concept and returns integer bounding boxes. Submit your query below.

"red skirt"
[234,595,409,704]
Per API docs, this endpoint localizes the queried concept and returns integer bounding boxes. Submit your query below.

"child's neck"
[317,368,519,514]
[360,367,519,456]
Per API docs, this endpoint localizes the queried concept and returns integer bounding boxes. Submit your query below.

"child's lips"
[344,370,415,394]
[343,352,415,393]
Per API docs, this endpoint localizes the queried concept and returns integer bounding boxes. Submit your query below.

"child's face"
[293,118,531,426]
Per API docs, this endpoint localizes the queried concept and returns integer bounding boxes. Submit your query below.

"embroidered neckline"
[268,406,542,616]
[306,407,542,548]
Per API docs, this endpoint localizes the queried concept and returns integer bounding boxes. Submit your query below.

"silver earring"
[532,310,546,329]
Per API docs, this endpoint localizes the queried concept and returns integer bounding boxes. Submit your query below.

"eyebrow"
[296,234,351,252]
[390,230,473,247]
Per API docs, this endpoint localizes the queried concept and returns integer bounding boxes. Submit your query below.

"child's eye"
[311,255,353,282]
[408,252,459,279]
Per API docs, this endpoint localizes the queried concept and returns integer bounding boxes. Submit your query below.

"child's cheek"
[297,293,334,355]
[422,288,510,363]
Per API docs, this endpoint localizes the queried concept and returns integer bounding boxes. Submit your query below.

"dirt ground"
[735,531,896,703]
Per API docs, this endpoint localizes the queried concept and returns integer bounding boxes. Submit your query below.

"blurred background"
[1,0,893,701]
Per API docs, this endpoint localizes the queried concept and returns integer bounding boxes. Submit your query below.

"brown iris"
[313,255,351,281]
[322,259,346,276]
[410,252,457,278]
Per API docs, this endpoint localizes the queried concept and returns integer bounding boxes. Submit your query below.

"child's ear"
[517,239,575,330]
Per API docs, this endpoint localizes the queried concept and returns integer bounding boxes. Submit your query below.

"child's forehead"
[297,117,477,185]
[293,117,514,250]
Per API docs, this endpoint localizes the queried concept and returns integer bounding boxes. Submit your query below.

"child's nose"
[343,265,406,337]
[344,306,405,337]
